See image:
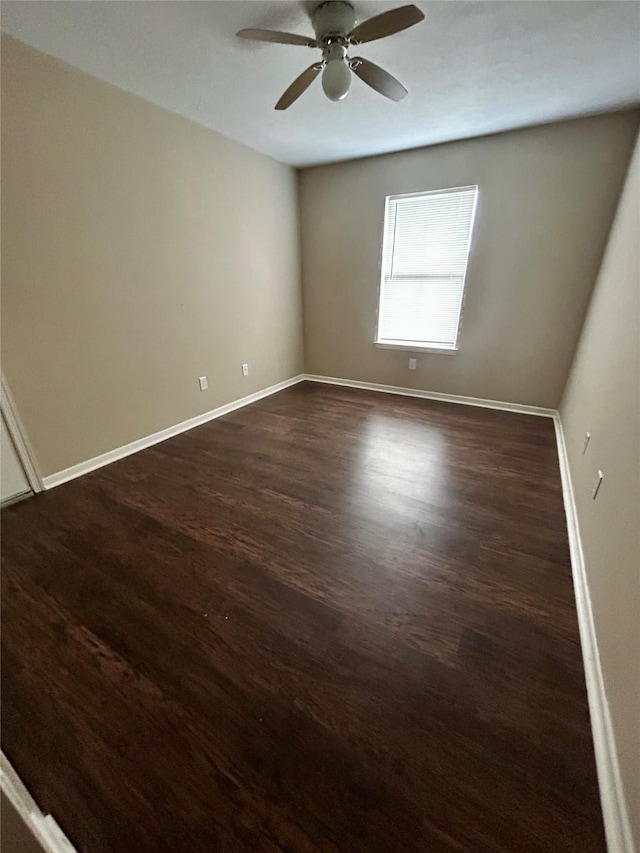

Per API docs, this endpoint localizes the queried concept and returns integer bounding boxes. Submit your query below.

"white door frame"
[1,372,44,493]
[1,751,76,851]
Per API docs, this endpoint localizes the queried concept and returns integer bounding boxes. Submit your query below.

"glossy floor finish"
[1,382,605,852]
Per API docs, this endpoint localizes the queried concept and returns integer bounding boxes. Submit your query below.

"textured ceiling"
[2,1,639,167]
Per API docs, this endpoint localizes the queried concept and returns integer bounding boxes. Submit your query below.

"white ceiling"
[2,1,639,167]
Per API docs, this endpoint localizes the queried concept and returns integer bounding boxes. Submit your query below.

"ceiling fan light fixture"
[322,58,351,101]
[237,3,425,109]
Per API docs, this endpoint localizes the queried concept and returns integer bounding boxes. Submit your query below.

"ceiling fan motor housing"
[312,1,357,42]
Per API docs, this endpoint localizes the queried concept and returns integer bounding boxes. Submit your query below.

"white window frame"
[374,185,479,354]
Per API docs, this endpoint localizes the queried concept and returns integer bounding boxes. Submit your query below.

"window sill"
[374,342,459,355]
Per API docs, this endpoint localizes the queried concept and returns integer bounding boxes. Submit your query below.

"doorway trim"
[1,751,76,852]
[1,372,44,493]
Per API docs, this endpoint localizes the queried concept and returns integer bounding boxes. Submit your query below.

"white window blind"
[376,185,478,350]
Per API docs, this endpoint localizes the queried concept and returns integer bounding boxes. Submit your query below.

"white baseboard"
[1,752,76,852]
[43,374,304,489]
[553,415,635,853]
[306,374,632,851]
[32,371,633,851]
[40,373,554,489]
[303,374,556,418]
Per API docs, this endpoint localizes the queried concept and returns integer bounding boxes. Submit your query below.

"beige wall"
[1,36,303,477]
[299,113,639,407]
[560,133,640,848]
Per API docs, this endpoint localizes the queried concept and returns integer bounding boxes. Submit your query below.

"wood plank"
[1,382,606,852]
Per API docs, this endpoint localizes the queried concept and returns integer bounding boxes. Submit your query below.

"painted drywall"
[560,132,640,849]
[1,36,303,477]
[299,112,639,407]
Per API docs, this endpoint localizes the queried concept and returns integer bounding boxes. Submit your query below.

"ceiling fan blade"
[237,28,317,47]
[351,57,408,101]
[275,64,322,110]
[349,5,425,44]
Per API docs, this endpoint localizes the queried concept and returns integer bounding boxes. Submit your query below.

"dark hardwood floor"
[1,381,605,852]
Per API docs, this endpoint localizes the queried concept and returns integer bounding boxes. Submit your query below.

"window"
[376,185,478,351]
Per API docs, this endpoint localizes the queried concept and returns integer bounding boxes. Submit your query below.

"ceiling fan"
[237,1,425,109]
